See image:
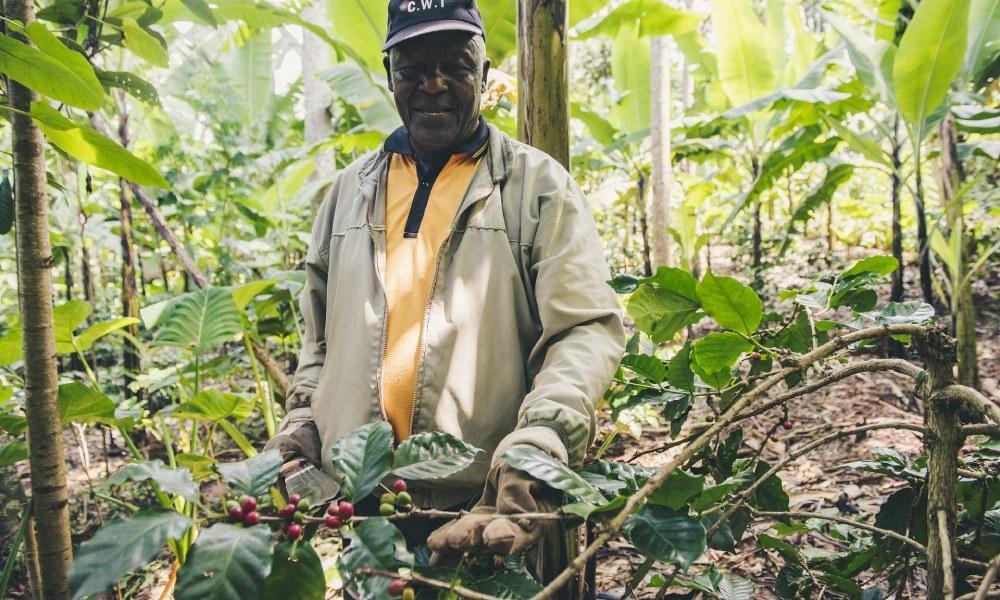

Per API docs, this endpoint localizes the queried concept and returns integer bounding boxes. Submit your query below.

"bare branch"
[938,510,956,600]
[973,553,1000,600]
[754,510,925,552]
[939,385,1000,425]
[965,424,1000,437]
[705,421,927,541]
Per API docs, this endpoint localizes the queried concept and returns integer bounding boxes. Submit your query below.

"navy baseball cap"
[383,0,485,51]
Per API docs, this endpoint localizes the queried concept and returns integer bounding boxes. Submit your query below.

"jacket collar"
[358,119,514,213]
[383,117,490,160]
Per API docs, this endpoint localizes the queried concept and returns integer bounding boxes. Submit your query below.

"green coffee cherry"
[395,491,412,507]
[379,502,396,516]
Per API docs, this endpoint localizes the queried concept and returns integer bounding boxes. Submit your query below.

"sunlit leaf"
[175,524,273,600]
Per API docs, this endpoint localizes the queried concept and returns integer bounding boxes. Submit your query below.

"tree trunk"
[914,155,934,305]
[938,114,978,388]
[637,173,652,277]
[891,117,904,303]
[6,0,73,595]
[117,108,142,399]
[62,246,74,301]
[918,330,961,600]
[649,36,672,270]
[302,0,333,214]
[518,0,569,169]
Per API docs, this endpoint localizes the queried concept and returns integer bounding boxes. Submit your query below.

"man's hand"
[427,458,559,561]
[264,408,338,502]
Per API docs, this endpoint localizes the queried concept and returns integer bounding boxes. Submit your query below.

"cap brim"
[382,21,483,51]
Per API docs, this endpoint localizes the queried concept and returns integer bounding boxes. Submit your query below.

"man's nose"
[419,67,447,93]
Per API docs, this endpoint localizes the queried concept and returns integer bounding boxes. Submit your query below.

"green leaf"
[0,414,27,435]
[24,22,104,104]
[0,33,103,110]
[339,518,412,599]
[574,0,703,39]
[331,421,394,502]
[217,449,282,498]
[625,284,702,344]
[31,102,169,188]
[478,0,517,63]
[666,342,695,393]
[693,332,752,373]
[501,446,606,505]
[710,0,775,106]
[781,163,855,255]
[621,505,707,568]
[230,29,273,131]
[0,442,27,466]
[390,431,480,481]
[59,382,116,426]
[893,0,971,138]
[696,272,763,335]
[0,323,22,366]
[649,470,706,510]
[53,299,92,354]
[121,18,169,67]
[172,390,255,422]
[152,287,243,353]
[965,0,1000,79]
[751,461,790,512]
[610,24,652,134]
[572,103,618,146]
[97,70,160,106]
[0,172,11,235]
[875,302,935,325]
[107,460,199,502]
[321,62,399,134]
[69,510,192,600]
[261,542,324,600]
[181,0,218,26]
[175,523,273,600]
[621,353,668,382]
[75,317,140,351]
[824,12,895,103]
[876,0,902,42]
[325,0,384,70]
[232,280,276,312]
[844,256,899,278]
[691,360,731,390]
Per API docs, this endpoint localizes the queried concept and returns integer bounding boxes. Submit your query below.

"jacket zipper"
[408,178,496,438]
[368,194,390,425]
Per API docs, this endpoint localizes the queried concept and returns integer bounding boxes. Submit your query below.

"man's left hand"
[427,457,559,561]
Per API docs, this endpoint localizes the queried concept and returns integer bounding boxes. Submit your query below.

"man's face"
[384,31,490,156]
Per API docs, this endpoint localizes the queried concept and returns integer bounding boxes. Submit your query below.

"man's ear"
[481,59,491,93]
[383,54,394,91]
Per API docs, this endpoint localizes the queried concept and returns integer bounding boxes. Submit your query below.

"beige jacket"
[283,125,624,508]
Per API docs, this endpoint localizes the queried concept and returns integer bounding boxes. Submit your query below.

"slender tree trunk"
[518,0,569,169]
[302,0,333,214]
[637,173,652,277]
[891,117,904,303]
[6,0,73,594]
[750,158,762,277]
[914,155,934,305]
[938,114,979,388]
[918,330,961,600]
[649,37,672,270]
[117,108,141,399]
[62,246,74,301]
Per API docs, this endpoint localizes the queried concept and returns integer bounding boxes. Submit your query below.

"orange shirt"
[382,151,484,441]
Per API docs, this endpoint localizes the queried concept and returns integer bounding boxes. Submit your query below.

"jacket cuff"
[492,425,569,467]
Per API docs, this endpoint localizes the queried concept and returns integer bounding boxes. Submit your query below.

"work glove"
[263,408,339,502]
[427,454,560,561]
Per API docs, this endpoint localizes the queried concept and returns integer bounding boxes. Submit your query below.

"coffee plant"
[47,257,999,599]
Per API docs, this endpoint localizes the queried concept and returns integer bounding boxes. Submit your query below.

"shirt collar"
[384,116,490,159]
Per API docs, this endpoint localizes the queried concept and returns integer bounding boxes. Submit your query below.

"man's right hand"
[264,408,339,501]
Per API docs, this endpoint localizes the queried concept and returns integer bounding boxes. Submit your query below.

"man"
[267,0,623,568]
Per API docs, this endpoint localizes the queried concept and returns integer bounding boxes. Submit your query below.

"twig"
[972,553,1000,600]
[938,510,956,600]
[754,510,925,552]
[629,358,921,464]
[964,424,1000,437]
[939,385,1000,425]
[530,325,932,600]
[355,566,501,600]
[705,421,928,541]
